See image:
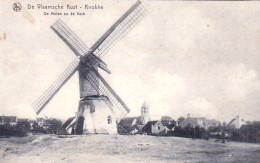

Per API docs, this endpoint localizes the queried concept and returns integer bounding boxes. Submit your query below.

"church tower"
[140,102,150,125]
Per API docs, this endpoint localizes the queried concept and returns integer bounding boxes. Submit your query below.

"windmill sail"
[91,0,147,58]
[85,69,130,121]
[32,1,147,120]
[51,19,90,57]
[32,58,80,115]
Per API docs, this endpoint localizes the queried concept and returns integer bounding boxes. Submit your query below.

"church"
[118,102,151,134]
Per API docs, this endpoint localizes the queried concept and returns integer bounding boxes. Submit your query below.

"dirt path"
[0,135,259,162]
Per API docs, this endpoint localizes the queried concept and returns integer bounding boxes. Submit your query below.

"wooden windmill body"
[32,1,147,134]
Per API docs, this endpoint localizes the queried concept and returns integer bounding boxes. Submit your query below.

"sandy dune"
[0,134,259,163]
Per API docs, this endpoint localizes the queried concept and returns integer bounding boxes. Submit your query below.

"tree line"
[0,119,62,137]
[117,116,260,143]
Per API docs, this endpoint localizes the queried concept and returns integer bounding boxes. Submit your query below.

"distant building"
[0,115,17,126]
[28,120,36,129]
[0,116,35,127]
[17,118,29,122]
[119,116,142,126]
[17,118,35,129]
[142,120,175,135]
[179,117,205,128]
[179,114,221,130]
[36,118,45,127]
[227,116,246,129]
[36,118,52,129]
[142,121,160,135]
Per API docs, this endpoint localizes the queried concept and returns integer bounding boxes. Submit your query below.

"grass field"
[0,134,259,163]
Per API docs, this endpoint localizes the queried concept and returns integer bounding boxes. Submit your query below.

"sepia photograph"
[0,0,260,162]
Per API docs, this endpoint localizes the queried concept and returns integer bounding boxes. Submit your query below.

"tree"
[234,122,260,143]
[0,124,14,137]
[117,125,128,135]
[177,116,185,124]
[16,121,31,132]
[45,119,62,134]
[173,126,184,137]
[32,121,38,130]
[31,121,45,133]
[183,125,193,138]
[161,116,172,121]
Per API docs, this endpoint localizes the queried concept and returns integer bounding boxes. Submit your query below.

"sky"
[0,0,259,122]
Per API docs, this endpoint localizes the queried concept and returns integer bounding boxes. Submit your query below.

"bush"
[45,119,63,134]
[0,124,27,137]
[173,126,185,137]
[229,123,260,143]
[117,125,128,135]
[16,121,31,132]
[0,118,63,137]
[117,124,135,135]
[172,126,209,139]
[183,125,193,138]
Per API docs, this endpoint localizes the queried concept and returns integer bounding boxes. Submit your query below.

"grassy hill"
[0,135,259,162]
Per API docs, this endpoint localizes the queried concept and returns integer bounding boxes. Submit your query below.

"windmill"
[32,1,147,134]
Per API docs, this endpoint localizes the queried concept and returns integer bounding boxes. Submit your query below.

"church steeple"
[141,101,150,125]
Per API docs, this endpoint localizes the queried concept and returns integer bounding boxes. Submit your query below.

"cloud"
[148,70,186,99]
[216,63,260,101]
[0,2,260,122]
[145,70,186,118]
[184,97,218,119]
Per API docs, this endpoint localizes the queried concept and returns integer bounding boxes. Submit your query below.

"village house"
[119,116,142,128]
[36,118,53,129]
[227,116,246,129]
[36,118,45,127]
[0,115,17,126]
[17,118,29,123]
[142,121,158,135]
[28,120,36,129]
[179,114,221,130]
[0,116,36,129]
[142,120,175,136]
